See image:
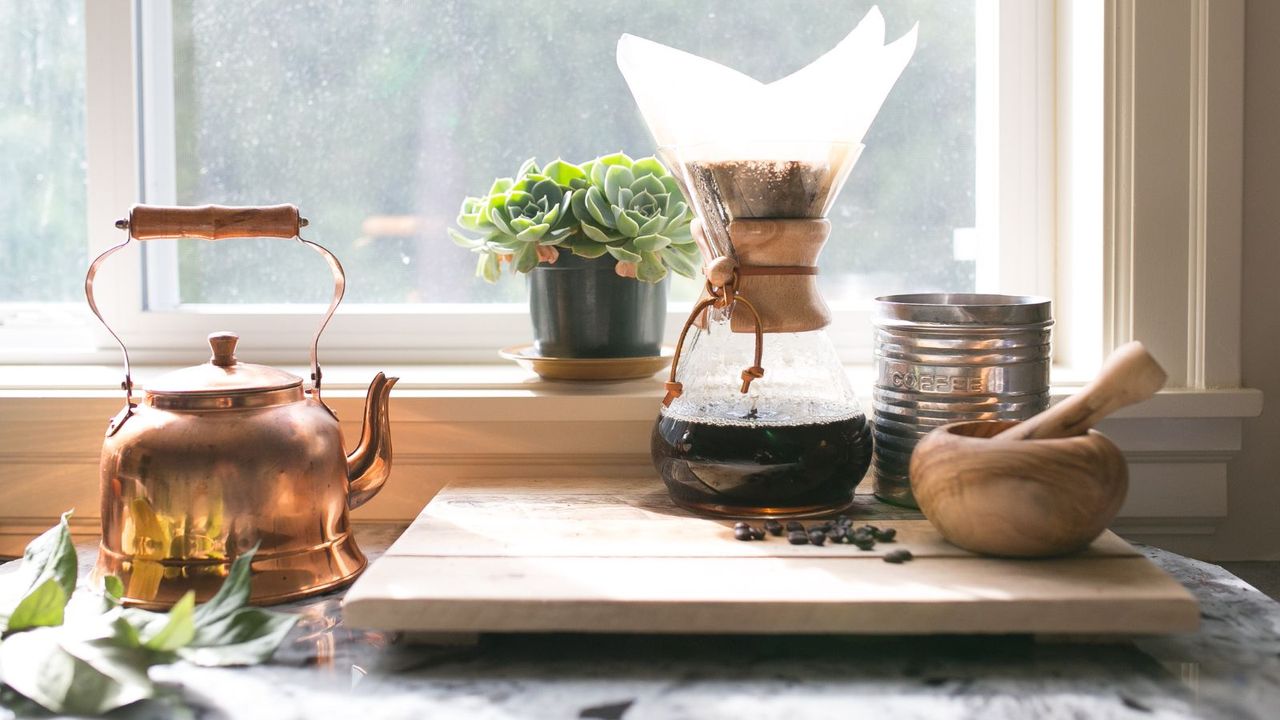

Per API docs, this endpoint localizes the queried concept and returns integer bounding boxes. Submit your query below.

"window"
[5,0,1054,364]
[0,0,88,347]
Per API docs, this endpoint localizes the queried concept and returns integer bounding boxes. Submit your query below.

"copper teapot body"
[87,205,396,607]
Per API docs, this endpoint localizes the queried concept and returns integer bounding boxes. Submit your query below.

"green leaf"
[191,547,256,631]
[580,222,615,243]
[614,206,641,237]
[516,157,539,178]
[666,222,695,244]
[487,177,514,196]
[632,174,665,197]
[584,186,615,228]
[5,578,66,632]
[17,511,77,601]
[661,245,702,278]
[141,591,195,652]
[637,215,667,237]
[516,224,550,243]
[179,608,298,667]
[2,510,76,633]
[101,575,124,613]
[477,253,501,283]
[603,165,635,206]
[569,236,610,258]
[666,201,690,222]
[541,159,586,186]
[513,240,539,274]
[631,156,667,178]
[594,151,634,169]
[660,175,684,201]
[0,628,155,715]
[606,244,642,264]
[633,234,672,253]
[637,251,668,283]
[448,228,480,249]
[488,208,514,236]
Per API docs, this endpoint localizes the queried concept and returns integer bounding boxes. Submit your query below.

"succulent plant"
[450,154,698,283]
[569,153,698,283]
[449,158,577,282]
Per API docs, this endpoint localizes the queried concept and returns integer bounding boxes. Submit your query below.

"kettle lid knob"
[208,332,239,367]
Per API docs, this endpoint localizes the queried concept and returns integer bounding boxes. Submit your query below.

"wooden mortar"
[909,420,1128,557]
[909,341,1166,557]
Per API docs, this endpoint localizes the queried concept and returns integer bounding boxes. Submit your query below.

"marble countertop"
[4,524,1280,720]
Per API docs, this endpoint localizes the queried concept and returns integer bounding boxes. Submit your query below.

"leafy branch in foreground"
[0,513,298,715]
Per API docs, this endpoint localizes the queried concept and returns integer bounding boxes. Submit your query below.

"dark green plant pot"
[528,253,668,358]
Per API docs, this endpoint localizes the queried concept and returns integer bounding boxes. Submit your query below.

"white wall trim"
[1104,0,1245,388]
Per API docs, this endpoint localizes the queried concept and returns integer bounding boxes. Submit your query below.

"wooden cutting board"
[342,477,1199,636]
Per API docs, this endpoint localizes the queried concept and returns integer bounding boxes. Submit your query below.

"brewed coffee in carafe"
[650,145,871,516]
[618,8,918,517]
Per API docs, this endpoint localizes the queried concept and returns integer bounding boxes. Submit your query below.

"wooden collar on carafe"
[662,256,819,407]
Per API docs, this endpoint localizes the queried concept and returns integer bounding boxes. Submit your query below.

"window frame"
[45,0,1055,367]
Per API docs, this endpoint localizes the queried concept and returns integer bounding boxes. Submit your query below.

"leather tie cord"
[662,263,816,407]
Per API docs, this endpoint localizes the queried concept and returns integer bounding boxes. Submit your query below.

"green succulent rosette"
[569,153,699,283]
[449,158,577,282]
[451,154,698,284]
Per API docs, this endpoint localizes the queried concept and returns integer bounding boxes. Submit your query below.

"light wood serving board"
[342,477,1199,636]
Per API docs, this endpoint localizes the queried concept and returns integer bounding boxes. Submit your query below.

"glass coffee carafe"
[617,8,918,517]
[650,143,871,517]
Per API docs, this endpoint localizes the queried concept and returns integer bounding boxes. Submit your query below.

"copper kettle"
[86,204,396,607]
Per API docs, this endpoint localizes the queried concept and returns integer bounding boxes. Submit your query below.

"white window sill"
[0,362,1262,420]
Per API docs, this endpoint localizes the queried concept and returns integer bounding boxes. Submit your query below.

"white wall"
[1214,0,1280,560]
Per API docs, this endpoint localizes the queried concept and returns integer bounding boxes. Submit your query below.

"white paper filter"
[616,6,918,162]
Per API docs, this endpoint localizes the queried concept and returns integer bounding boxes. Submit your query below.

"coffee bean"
[763,519,783,536]
[808,530,827,546]
[734,521,750,530]
[750,527,766,541]
[787,531,810,545]
[734,526,754,541]
[875,528,897,542]
[786,521,804,532]
[884,549,913,563]
[854,538,876,551]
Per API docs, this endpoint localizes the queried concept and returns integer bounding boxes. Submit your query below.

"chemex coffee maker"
[618,9,917,517]
[86,204,396,607]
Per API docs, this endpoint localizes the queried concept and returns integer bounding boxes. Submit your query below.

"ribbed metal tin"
[872,293,1053,508]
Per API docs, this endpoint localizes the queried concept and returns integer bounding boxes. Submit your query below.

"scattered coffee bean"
[854,537,876,551]
[875,528,897,542]
[884,549,914,564]
[786,521,804,532]
[734,521,750,530]
[763,519,783,536]
[808,530,827,546]
[749,527,767,541]
[734,526,754,541]
[825,527,846,543]
[787,531,810,545]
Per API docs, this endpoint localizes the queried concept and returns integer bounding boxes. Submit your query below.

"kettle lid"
[145,332,303,397]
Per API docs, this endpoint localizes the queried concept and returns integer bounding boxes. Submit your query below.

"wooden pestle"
[996,341,1168,441]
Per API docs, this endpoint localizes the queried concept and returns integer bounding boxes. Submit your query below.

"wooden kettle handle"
[997,341,1167,441]
[124,204,305,240]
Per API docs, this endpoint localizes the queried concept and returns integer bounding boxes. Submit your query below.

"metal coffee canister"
[872,293,1053,507]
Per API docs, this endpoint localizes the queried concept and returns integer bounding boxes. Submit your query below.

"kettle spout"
[347,372,398,510]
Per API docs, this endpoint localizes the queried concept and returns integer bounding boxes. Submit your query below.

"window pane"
[164,0,974,306]
[0,0,87,303]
